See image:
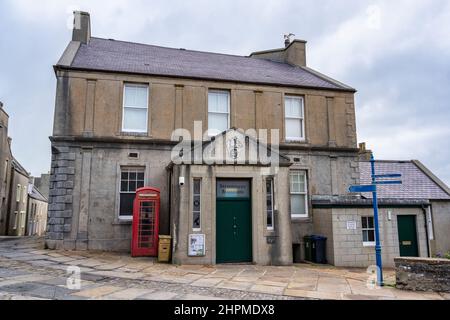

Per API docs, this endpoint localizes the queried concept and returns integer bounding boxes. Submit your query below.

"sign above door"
[217,180,250,198]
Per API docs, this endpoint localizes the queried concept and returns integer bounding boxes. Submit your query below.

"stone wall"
[54,69,358,149]
[171,164,293,266]
[312,208,334,264]
[330,207,427,267]
[430,201,450,256]
[0,105,11,235]
[395,257,450,292]
[46,141,173,251]
[46,145,76,248]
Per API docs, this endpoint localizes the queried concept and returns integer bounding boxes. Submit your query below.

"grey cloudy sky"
[1,0,449,185]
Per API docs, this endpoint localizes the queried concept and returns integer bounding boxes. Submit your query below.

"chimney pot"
[72,11,91,44]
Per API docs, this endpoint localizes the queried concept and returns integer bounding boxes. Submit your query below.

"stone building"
[47,11,361,265]
[0,102,48,237]
[0,101,13,235]
[27,183,48,236]
[33,173,50,200]
[0,102,33,236]
[314,160,450,267]
[4,158,30,236]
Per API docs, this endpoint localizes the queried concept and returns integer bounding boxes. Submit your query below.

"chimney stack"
[358,142,373,161]
[72,11,91,44]
[250,36,307,67]
[0,101,3,109]
[284,39,307,67]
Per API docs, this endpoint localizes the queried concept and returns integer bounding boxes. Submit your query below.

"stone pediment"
[171,128,292,167]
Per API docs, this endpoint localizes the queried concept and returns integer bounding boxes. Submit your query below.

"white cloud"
[308,0,450,77]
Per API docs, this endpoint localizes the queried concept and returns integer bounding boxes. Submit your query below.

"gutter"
[53,65,357,93]
[312,198,430,209]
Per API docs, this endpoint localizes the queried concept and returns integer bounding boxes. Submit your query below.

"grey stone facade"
[314,206,428,268]
[0,102,12,235]
[46,11,364,266]
[46,145,76,248]
[430,201,450,256]
[46,141,173,251]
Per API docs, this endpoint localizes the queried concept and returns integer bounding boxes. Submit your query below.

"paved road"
[0,237,448,300]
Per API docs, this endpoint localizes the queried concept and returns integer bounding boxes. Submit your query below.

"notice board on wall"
[188,234,206,256]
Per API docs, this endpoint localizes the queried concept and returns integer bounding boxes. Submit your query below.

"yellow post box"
[158,235,172,262]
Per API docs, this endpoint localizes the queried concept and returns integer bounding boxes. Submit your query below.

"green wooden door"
[216,180,252,263]
[397,215,419,257]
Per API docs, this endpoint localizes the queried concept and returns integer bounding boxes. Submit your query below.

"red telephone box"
[131,187,160,257]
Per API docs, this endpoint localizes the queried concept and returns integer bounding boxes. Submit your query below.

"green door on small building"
[216,180,252,263]
[397,215,419,257]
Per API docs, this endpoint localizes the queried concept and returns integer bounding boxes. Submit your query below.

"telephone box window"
[119,167,145,218]
[193,179,201,231]
[266,178,274,230]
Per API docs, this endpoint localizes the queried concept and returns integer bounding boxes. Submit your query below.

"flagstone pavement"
[0,237,448,300]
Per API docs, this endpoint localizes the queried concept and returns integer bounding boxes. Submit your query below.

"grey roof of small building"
[28,184,48,202]
[359,161,450,200]
[64,37,354,91]
[12,157,29,178]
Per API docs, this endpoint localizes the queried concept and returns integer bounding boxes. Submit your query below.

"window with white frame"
[16,184,21,202]
[266,178,274,230]
[192,179,201,231]
[361,216,375,246]
[122,84,149,133]
[3,160,8,182]
[119,167,145,218]
[13,211,18,230]
[22,185,27,204]
[285,96,305,141]
[289,170,308,218]
[208,90,230,135]
[20,211,26,229]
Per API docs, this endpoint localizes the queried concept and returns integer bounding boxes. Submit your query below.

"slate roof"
[12,157,29,178]
[359,161,450,200]
[28,185,48,202]
[65,37,354,91]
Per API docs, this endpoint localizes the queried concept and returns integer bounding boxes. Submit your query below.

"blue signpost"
[349,154,402,286]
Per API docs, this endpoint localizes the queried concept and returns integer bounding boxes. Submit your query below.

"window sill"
[363,242,376,247]
[285,139,307,144]
[291,216,310,223]
[119,131,149,137]
[113,218,132,225]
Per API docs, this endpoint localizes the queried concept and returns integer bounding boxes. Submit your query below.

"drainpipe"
[421,204,431,257]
